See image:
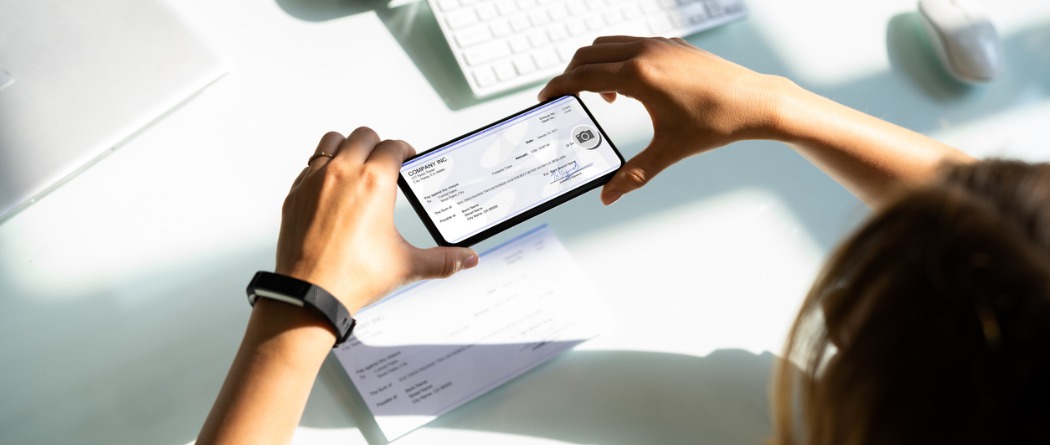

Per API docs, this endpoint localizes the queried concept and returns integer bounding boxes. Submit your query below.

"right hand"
[539,36,791,204]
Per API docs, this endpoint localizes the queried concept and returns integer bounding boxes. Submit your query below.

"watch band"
[246,271,356,347]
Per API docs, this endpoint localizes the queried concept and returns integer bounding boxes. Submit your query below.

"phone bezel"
[397,94,624,247]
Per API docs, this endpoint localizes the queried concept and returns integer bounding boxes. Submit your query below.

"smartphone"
[398,94,624,247]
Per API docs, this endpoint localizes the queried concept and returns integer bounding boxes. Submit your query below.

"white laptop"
[0,0,225,221]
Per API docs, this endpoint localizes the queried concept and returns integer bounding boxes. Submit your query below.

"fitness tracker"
[246,271,356,347]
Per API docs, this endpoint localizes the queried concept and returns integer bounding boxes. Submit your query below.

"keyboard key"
[704,1,723,17]
[464,40,511,65]
[668,11,688,27]
[472,66,497,86]
[461,0,479,6]
[490,19,512,37]
[493,60,517,80]
[586,15,605,30]
[684,1,708,18]
[647,15,673,32]
[445,9,479,29]
[669,2,705,25]
[566,0,587,15]
[557,41,584,62]
[527,28,550,46]
[612,22,650,36]
[547,23,569,42]
[528,10,547,27]
[495,0,518,15]
[508,35,530,53]
[513,54,537,74]
[510,15,530,32]
[547,3,569,21]
[476,4,498,21]
[532,47,560,68]
[621,3,641,19]
[455,24,493,48]
[516,0,537,9]
[640,0,661,14]
[568,22,590,35]
[436,0,460,11]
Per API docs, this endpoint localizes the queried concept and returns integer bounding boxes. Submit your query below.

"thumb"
[409,246,480,280]
[601,142,672,205]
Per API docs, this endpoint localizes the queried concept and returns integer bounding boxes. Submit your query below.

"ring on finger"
[307,151,335,165]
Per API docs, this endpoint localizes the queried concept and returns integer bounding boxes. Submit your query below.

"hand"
[539,36,791,204]
[275,127,478,313]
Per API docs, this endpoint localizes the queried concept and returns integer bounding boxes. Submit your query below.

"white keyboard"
[427,0,748,98]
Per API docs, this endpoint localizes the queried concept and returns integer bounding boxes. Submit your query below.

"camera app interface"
[401,95,621,244]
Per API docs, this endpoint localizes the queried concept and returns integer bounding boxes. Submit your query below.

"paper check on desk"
[333,225,608,441]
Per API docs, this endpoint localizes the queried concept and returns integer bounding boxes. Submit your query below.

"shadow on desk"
[274,0,501,110]
[310,348,775,445]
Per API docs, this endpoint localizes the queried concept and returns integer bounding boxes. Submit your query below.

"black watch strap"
[246,271,356,347]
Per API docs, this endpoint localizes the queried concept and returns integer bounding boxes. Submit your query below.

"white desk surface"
[2,1,1049,444]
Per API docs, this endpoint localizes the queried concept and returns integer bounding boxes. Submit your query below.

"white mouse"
[918,0,1003,83]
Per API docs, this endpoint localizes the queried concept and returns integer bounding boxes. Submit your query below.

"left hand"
[275,127,478,313]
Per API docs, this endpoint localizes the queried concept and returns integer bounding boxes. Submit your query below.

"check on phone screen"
[398,95,623,246]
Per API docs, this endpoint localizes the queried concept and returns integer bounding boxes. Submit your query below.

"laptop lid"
[0,0,225,222]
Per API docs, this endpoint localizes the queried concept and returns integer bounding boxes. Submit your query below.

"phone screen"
[398,95,623,246]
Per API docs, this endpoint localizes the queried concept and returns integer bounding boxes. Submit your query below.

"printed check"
[333,225,609,441]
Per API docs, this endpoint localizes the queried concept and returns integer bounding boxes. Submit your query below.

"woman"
[198,37,1050,444]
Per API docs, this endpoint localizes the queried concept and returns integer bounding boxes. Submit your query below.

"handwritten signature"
[551,161,591,184]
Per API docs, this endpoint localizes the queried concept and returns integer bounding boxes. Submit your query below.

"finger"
[600,92,618,103]
[563,41,642,73]
[669,37,691,46]
[291,166,309,189]
[600,142,673,205]
[367,138,415,163]
[592,35,646,45]
[539,62,632,102]
[335,126,382,164]
[365,139,415,180]
[307,131,346,174]
[409,246,480,280]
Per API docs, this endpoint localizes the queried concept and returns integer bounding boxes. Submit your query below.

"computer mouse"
[918,0,1003,83]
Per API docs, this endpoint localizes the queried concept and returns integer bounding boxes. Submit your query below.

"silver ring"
[307,151,334,165]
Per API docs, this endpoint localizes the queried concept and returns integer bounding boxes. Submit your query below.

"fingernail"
[462,254,479,269]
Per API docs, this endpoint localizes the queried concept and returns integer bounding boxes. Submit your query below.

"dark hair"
[774,160,1050,445]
